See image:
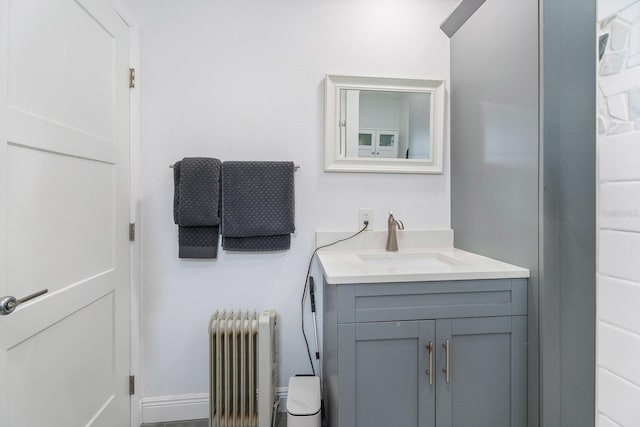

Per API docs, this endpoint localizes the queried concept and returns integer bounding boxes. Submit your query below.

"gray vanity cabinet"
[338,320,436,427]
[435,316,527,427]
[323,278,527,427]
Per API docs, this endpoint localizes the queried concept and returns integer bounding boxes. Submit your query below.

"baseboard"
[141,393,209,423]
[141,388,289,424]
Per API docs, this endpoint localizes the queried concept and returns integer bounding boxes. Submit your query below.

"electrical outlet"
[359,208,373,231]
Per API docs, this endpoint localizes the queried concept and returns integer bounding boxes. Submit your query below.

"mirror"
[325,75,445,174]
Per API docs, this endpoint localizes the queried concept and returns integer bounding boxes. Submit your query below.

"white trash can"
[286,376,321,427]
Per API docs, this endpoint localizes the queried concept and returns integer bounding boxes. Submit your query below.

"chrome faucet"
[386,211,405,252]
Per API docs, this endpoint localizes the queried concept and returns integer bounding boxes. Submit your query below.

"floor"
[141,413,287,427]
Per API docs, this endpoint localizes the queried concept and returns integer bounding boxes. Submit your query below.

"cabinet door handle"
[426,341,433,385]
[442,339,450,384]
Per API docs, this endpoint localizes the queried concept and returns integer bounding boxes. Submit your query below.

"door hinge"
[129,375,135,395]
[129,223,135,242]
[129,68,136,88]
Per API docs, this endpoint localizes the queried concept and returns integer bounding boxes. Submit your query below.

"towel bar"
[170,163,300,171]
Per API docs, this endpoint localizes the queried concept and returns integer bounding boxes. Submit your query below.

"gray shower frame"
[445,0,597,426]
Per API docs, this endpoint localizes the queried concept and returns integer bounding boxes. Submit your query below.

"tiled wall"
[598,3,640,134]
[597,2,640,426]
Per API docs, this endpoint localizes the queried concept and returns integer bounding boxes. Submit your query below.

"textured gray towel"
[173,157,221,259]
[222,161,295,251]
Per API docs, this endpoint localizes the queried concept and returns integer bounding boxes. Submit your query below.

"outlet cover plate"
[359,208,373,231]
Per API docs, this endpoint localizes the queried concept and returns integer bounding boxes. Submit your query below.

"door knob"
[0,289,48,315]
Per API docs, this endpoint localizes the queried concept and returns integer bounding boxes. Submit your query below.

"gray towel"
[173,157,221,258]
[222,161,295,251]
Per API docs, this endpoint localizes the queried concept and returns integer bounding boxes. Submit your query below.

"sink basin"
[356,252,466,269]
[315,230,530,284]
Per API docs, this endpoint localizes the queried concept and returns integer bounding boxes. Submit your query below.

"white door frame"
[107,2,142,427]
[128,27,142,427]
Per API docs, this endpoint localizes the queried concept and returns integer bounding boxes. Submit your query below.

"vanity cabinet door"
[338,320,436,427]
[435,316,527,427]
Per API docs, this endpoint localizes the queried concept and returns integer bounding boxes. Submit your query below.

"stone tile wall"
[598,1,640,134]
[597,2,640,426]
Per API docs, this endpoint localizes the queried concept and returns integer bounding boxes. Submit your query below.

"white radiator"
[209,309,278,427]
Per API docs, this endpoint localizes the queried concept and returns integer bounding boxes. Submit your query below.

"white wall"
[359,92,402,130]
[111,0,141,25]
[138,0,453,416]
[597,2,640,426]
[409,93,431,158]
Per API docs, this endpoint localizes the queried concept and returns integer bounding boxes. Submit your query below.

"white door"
[0,0,131,426]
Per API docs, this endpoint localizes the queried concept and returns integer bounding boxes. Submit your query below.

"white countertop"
[316,230,530,284]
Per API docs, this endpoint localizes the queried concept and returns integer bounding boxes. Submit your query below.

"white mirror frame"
[324,74,445,174]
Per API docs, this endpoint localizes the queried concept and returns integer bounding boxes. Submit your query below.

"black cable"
[301,222,369,375]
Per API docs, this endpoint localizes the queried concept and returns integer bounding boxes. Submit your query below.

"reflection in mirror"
[341,90,431,159]
[325,75,444,174]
